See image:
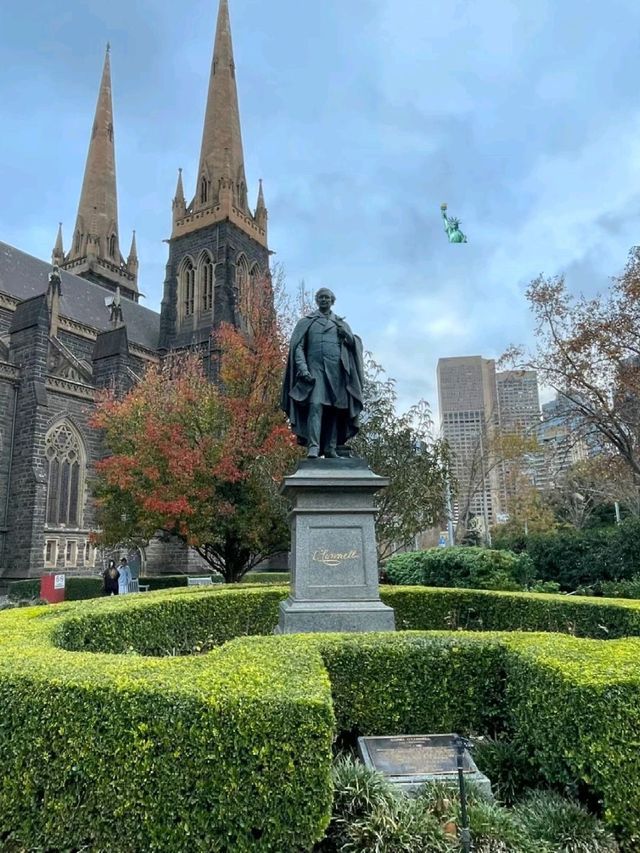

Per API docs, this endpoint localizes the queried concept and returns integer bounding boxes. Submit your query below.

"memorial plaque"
[358,734,492,797]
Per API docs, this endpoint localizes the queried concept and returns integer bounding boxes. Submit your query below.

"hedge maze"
[2,585,640,850]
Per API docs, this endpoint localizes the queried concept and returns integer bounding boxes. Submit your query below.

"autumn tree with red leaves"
[91,276,299,582]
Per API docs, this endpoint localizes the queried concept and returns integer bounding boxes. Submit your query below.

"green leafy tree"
[352,356,450,560]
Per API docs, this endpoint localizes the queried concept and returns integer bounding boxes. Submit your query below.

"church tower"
[59,46,139,302]
[159,0,270,353]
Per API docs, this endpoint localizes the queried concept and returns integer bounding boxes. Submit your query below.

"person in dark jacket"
[103,559,120,596]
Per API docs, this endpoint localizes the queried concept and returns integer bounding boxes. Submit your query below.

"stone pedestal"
[276,457,395,634]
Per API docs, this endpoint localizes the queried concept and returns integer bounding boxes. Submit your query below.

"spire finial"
[52,221,65,265]
[196,0,248,213]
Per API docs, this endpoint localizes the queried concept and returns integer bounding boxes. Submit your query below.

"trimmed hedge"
[54,584,640,657]
[3,587,640,847]
[242,572,290,585]
[0,601,334,852]
[6,574,223,602]
[382,586,640,639]
[385,546,534,591]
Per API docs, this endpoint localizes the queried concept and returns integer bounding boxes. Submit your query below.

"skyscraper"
[437,356,506,534]
[496,370,541,435]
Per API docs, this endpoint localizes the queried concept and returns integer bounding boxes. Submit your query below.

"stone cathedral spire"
[160,0,271,353]
[171,0,267,247]
[60,45,139,302]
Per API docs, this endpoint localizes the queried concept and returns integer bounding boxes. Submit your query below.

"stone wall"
[159,219,269,352]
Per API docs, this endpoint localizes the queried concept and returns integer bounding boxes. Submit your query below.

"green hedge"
[0,602,334,852]
[4,587,640,847]
[54,584,640,656]
[54,586,286,655]
[242,572,290,585]
[7,574,224,602]
[385,547,534,591]
[495,516,640,590]
[382,586,640,639]
[504,633,640,846]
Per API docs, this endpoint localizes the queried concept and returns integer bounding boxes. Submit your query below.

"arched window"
[74,231,82,254]
[200,176,208,205]
[200,253,214,313]
[235,254,249,319]
[180,257,196,317]
[109,234,117,258]
[45,421,85,527]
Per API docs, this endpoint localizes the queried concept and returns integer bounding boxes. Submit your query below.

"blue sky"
[2,0,640,419]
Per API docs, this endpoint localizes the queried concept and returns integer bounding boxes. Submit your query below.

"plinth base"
[276,597,395,634]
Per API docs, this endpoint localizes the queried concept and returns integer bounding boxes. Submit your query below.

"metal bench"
[127,579,149,593]
[186,576,213,587]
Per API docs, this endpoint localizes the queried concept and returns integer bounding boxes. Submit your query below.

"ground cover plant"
[1,585,640,849]
[317,757,619,852]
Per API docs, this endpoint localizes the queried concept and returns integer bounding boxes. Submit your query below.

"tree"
[505,247,640,485]
[449,411,539,544]
[351,356,450,560]
[91,276,299,582]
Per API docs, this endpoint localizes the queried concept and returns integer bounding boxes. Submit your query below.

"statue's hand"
[300,370,313,381]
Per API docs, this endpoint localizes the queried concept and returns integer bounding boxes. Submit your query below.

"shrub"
[3,587,640,847]
[314,633,506,739]
[496,517,640,591]
[385,547,534,591]
[504,633,640,847]
[54,586,285,655]
[512,790,620,852]
[599,575,640,600]
[0,603,334,852]
[382,586,640,640]
[6,579,40,601]
[472,736,542,806]
[242,572,290,585]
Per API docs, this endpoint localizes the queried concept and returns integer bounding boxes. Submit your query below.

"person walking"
[118,557,132,595]
[103,560,120,596]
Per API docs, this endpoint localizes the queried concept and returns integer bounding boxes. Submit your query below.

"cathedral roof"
[0,241,159,351]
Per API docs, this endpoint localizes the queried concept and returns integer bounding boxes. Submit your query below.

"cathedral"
[0,0,270,580]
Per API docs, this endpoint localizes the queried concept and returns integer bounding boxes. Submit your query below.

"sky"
[2,0,640,423]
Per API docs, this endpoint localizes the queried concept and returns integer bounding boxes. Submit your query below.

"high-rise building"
[437,356,506,531]
[496,370,541,435]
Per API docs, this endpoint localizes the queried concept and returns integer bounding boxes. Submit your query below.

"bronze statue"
[282,288,364,458]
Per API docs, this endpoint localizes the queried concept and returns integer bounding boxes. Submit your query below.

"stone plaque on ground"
[358,734,492,797]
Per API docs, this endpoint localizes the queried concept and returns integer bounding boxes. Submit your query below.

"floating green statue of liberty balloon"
[441,203,467,243]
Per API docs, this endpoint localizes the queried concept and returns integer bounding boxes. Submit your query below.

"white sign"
[54,574,66,590]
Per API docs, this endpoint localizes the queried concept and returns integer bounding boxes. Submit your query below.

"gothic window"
[236,254,249,319]
[74,231,81,253]
[44,539,58,567]
[109,233,117,258]
[200,253,214,313]
[200,176,208,204]
[180,257,196,317]
[45,422,85,528]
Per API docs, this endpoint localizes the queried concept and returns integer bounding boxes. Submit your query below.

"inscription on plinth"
[276,457,395,634]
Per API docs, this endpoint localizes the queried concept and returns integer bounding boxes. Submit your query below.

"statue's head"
[450,218,460,228]
[315,288,336,308]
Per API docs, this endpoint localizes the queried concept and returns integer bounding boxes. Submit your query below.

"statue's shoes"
[307,448,319,458]
[324,450,338,458]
